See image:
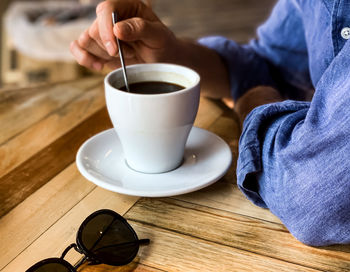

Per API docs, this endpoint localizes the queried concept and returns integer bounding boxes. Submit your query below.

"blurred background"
[0,0,276,89]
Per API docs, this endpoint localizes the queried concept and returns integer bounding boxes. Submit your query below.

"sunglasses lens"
[30,264,70,272]
[26,259,74,272]
[79,211,139,266]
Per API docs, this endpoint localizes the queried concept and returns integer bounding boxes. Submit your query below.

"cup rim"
[104,63,200,97]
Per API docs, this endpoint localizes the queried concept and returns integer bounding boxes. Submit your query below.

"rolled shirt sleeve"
[198,37,276,101]
[199,0,350,246]
[198,0,313,101]
[238,41,350,245]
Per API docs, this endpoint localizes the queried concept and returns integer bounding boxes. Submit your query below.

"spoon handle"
[112,12,130,92]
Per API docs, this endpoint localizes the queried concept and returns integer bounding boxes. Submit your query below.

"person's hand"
[234,86,283,126]
[70,0,231,98]
[70,0,178,71]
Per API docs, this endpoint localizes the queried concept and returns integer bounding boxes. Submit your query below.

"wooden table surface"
[1,0,350,271]
[1,77,350,272]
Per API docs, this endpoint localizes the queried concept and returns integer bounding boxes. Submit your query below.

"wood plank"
[128,221,319,272]
[194,97,224,129]
[0,163,95,270]
[0,77,102,144]
[0,78,105,178]
[174,114,281,224]
[2,186,139,272]
[125,198,350,272]
[77,262,164,272]
[0,107,112,218]
[3,186,316,272]
[0,95,223,218]
[208,114,240,143]
[207,113,239,172]
[173,179,281,224]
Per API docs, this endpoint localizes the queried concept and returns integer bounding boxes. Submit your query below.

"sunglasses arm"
[139,238,150,245]
[61,243,82,259]
[59,243,88,269]
[74,256,88,269]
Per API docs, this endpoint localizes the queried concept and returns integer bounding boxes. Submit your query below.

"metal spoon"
[112,12,130,92]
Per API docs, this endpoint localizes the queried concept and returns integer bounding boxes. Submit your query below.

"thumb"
[114,17,171,48]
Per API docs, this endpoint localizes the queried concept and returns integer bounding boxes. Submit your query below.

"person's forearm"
[171,39,231,99]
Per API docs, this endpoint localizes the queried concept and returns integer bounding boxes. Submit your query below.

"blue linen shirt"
[199,0,350,246]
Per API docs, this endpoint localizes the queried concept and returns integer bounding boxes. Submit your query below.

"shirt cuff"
[198,36,276,101]
[236,100,310,208]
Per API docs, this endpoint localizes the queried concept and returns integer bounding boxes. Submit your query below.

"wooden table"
[1,77,350,272]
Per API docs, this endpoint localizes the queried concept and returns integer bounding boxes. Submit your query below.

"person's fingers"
[105,56,142,70]
[94,0,160,55]
[117,41,138,59]
[78,30,111,60]
[96,1,117,56]
[87,20,136,58]
[88,20,104,49]
[70,40,104,71]
[108,0,159,22]
[114,17,173,49]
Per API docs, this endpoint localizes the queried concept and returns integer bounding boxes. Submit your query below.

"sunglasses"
[26,209,150,272]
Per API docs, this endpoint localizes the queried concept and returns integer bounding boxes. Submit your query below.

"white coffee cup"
[104,63,200,174]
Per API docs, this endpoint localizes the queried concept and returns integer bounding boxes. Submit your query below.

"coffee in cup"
[104,63,200,174]
[119,81,184,94]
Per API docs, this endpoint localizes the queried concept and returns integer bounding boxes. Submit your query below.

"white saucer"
[76,127,232,197]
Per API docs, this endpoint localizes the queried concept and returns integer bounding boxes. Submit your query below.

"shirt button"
[341,27,350,39]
